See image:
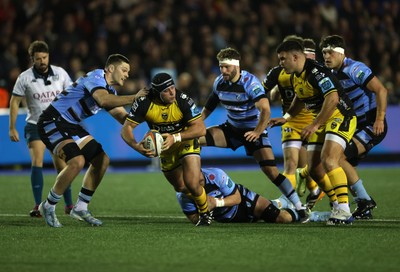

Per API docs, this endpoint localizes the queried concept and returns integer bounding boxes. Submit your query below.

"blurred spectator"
[2,0,399,106]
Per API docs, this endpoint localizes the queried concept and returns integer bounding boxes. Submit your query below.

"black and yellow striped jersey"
[262,65,313,121]
[126,90,201,134]
[262,66,293,113]
[291,59,354,118]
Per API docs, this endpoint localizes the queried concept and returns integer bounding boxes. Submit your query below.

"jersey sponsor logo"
[319,77,333,91]
[356,70,365,81]
[190,104,200,116]
[51,74,59,81]
[32,90,61,103]
[153,124,180,133]
[253,87,262,95]
[131,100,139,112]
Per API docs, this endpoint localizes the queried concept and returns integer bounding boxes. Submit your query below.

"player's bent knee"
[81,139,105,163]
[260,203,280,223]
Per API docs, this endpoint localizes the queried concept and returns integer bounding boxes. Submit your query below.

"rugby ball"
[142,130,164,157]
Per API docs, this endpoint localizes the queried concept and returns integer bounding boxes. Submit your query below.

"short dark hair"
[105,54,129,67]
[28,40,49,57]
[216,47,241,61]
[276,40,304,54]
[283,35,304,45]
[319,35,346,50]
[303,39,316,53]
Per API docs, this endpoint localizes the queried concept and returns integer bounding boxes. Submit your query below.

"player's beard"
[36,63,48,73]
[223,68,237,82]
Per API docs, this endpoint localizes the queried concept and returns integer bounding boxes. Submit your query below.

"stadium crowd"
[1,0,399,107]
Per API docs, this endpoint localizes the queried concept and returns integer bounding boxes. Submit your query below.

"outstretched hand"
[135,87,149,99]
[268,117,286,128]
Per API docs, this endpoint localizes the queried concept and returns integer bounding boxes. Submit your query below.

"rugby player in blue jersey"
[320,35,388,219]
[199,47,309,223]
[37,54,147,227]
[177,167,298,224]
[177,167,330,224]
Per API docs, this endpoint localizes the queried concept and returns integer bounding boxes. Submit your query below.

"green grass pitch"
[1,167,399,272]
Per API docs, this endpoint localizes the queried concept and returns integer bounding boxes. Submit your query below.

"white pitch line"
[0,213,400,222]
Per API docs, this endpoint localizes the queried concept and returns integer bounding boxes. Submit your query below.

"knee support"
[205,130,215,146]
[62,142,82,162]
[81,139,104,163]
[260,203,280,223]
[344,140,360,166]
[259,159,276,167]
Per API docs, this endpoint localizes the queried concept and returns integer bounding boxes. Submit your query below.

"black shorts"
[217,121,272,156]
[38,105,89,152]
[216,184,260,223]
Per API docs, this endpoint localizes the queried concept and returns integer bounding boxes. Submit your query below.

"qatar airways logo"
[32,90,62,103]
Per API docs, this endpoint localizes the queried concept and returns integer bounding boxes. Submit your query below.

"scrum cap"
[151,73,174,92]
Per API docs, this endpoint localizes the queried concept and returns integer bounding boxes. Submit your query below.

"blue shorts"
[24,123,41,143]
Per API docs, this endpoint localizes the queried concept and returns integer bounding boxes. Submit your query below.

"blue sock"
[349,179,371,201]
[273,174,302,210]
[31,166,43,205]
[63,185,74,206]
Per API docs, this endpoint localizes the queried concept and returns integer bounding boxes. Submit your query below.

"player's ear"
[107,64,115,73]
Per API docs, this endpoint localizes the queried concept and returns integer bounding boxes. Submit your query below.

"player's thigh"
[163,167,186,193]
[298,145,308,168]
[181,155,202,188]
[321,140,344,169]
[207,126,227,147]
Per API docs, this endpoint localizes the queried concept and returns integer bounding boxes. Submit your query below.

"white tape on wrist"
[215,198,225,207]
[173,133,182,143]
[283,113,291,120]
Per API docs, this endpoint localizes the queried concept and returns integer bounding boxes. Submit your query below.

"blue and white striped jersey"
[176,168,239,221]
[50,69,116,124]
[204,70,267,129]
[334,57,376,125]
